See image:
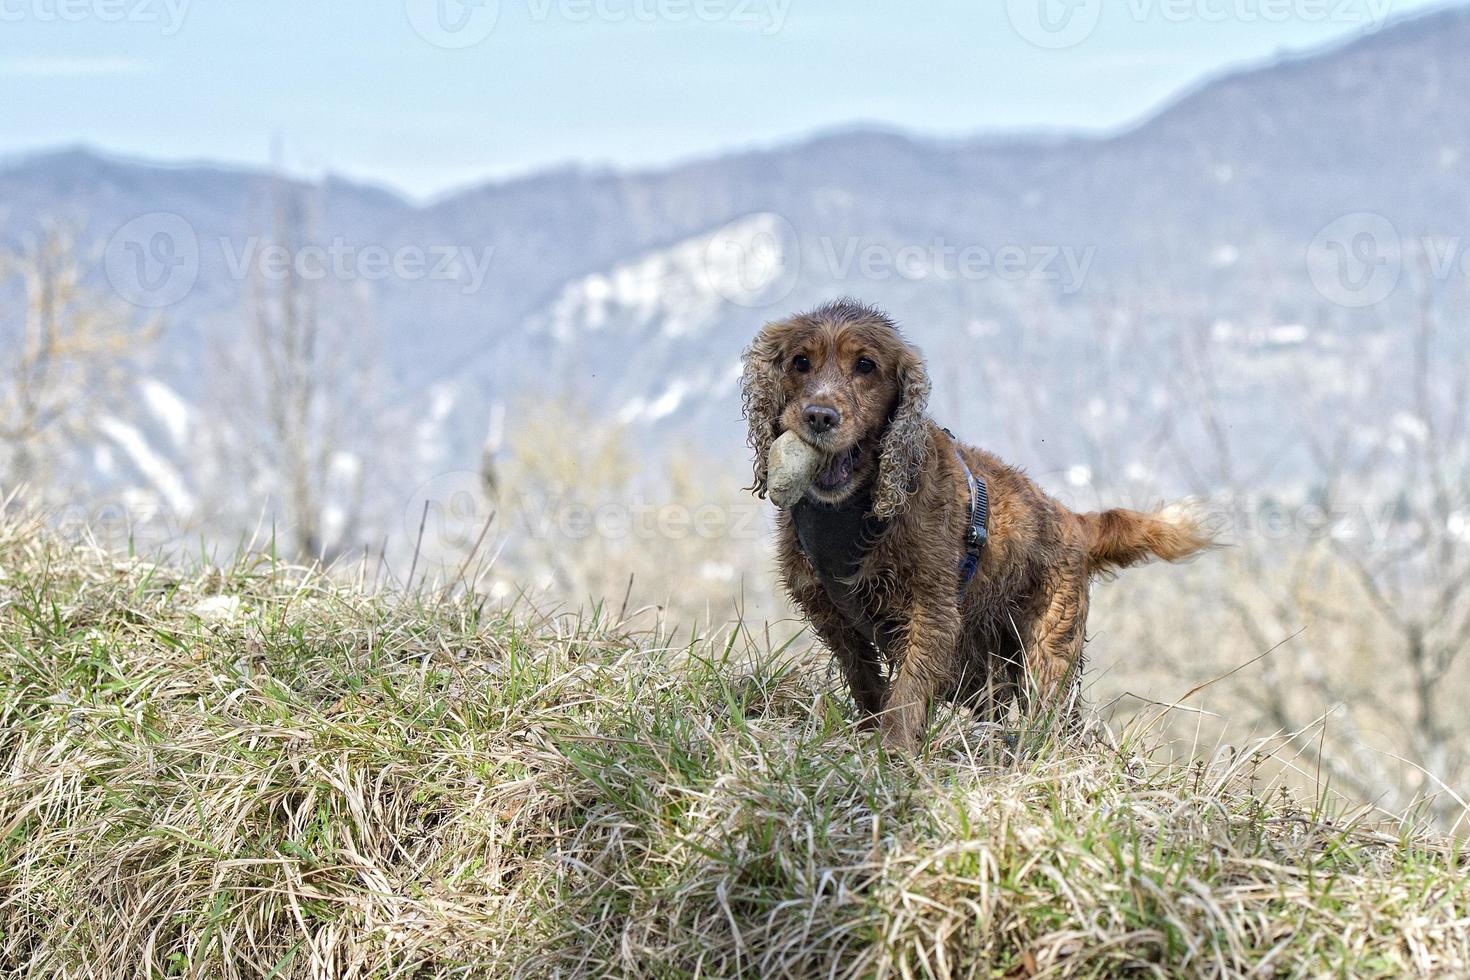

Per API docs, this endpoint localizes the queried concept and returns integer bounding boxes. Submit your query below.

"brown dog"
[742,300,1211,752]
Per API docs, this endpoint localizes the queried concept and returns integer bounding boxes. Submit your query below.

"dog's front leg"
[789,578,886,723]
[810,614,885,724]
[879,603,960,753]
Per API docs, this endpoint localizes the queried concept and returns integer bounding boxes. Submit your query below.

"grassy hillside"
[0,520,1466,978]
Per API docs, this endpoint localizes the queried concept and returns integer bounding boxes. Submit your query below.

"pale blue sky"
[0,0,1453,198]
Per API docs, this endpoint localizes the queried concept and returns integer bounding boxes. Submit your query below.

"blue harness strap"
[945,429,990,595]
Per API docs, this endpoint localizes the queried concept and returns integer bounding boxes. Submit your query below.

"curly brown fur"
[741,300,1214,753]
[741,321,789,499]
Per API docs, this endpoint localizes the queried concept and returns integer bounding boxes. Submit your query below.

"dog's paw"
[877,717,921,756]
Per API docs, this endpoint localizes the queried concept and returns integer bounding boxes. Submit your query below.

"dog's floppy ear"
[873,341,932,519]
[740,319,794,498]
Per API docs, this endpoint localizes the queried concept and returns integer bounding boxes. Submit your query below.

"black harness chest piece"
[945,428,990,596]
[790,429,990,604]
[791,489,886,589]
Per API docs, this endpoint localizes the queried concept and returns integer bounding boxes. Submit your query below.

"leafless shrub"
[0,223,158,496]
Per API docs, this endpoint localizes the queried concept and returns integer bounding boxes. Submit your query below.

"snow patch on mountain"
[537,213,790,343]
[141,379,191,448]
[96,416,195,517]
[619,380,691,424]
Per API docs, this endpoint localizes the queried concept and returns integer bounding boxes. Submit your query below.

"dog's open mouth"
[814,445,861,491]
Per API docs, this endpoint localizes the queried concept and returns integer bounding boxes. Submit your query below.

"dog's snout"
[803,404,841,435]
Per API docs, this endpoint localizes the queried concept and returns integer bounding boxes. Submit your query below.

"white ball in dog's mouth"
[766,431,824,509]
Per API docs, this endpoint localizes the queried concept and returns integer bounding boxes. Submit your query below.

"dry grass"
[1,518,1467,979]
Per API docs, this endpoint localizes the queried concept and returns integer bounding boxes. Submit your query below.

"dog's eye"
[792,355,811,373]
[855,357,877,375]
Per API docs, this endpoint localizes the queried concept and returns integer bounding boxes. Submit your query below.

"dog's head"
[741,300,931,518]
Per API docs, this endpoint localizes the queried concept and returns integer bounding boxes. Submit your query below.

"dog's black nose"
[803,405,841,434]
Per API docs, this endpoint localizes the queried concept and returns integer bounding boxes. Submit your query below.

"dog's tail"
[1078,503,1214,576]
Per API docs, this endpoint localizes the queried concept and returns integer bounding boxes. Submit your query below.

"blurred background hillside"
[2,0,1468,823]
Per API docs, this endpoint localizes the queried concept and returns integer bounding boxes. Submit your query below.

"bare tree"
[1302,250,1470,820]
[205,179,391,561]
[0,224,157,495]
[1142,258,1470,825]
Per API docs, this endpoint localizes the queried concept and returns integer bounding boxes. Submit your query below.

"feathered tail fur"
[1079,505,1214,575]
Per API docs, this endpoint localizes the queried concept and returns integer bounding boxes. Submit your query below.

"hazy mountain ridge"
[4,4,1468,537]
